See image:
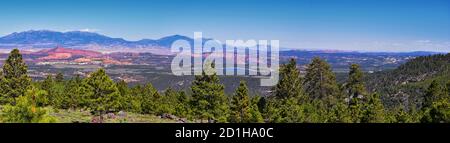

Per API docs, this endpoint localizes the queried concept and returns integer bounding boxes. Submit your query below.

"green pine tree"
[273,58,304,100]
[360,93,386,123]
[63,75,86,109]
[327,101,352,123]
[171,90,191,119]
[348,98,364,123]
[140,83,161,114]
[423,80,444,109]
[0,86,56,123]
[343,64,368,123]
[303,57,341,105]
[0,49,31,104]
[116,80,132,111]
[230,81,252,123]
[129,85,145,113]
[421,80,449,123]
[38,75,54,106]
[345,64,366,102]
[42,74,66,108]
[265,58,310,123]
[160,88,177,115]
[82,68,120,121]
[190,63,229,123]
[41,75,54,92]
[249,96,264,123]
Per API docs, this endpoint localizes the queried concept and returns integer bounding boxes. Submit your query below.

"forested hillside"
[0,49,448,123]
[366,54,450,110]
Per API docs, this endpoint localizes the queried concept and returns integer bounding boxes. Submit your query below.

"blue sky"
[0,0,449,52]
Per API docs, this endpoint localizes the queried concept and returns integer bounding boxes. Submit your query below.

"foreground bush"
[0,87,56,123]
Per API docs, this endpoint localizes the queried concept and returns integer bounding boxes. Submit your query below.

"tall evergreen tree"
[278,97,304,123]
[303,57,341,105]
[266,58,311,123]
[264,97,282,123]
[361,93,386,123]
[170,89,191,119]
[343,64,368,122]
[38,75,54,106]
[249,96,264,123]
[116,80,132,111]
[345,64,366,102]
[140,83,161,114]
[62,75,86,109]
[348,98,364,123]
[129,85,144,113]
[82,68,120,120]
[116,80,130,97]
[421,80,449,123]
[273,58,303,100]
[41,74,66,108]
[0,49,31,104]
[423,80,444,109]
[159,88,178,115]
[230,81,252,123]
[190,64,229,123]
[41,75,54,92]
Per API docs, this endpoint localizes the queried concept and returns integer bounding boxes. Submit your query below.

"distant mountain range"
[0,30,445,56]
[0,30,196,49]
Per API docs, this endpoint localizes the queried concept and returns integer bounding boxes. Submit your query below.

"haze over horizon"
[0,29,445,53]
[0,0,449,52]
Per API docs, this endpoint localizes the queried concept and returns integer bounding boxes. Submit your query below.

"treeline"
[0,49,448,123]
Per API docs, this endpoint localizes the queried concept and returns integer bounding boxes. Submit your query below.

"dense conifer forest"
[0,49,448,123]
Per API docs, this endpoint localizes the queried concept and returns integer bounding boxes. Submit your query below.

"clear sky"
[0,0,448,52]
